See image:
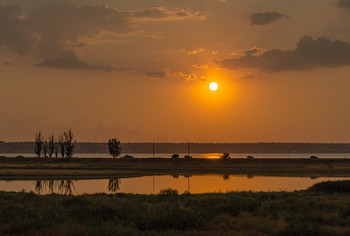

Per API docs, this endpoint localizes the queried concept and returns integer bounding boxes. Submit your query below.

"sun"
[209,82,218,91]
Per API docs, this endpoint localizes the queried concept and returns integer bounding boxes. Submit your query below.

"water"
[0,175,349,195]
[2,153,350,159]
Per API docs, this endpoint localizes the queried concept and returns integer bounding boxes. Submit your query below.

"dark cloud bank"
[250,12,284,25]
[218,36,350,72]
[0,4,203,71]
[38,51,113,71]
[336,0,350,8]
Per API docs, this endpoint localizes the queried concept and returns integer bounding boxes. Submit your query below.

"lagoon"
[1,174,349,195]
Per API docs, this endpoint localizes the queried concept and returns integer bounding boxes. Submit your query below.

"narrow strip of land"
[1,157,350,179]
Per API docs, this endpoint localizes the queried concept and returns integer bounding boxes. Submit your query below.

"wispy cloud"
[192,64,209,69]
[146,69,207,82]
[250,12,285,25]
[132,7,205,21]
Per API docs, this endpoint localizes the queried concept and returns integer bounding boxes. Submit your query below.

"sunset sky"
[2,0,350,142]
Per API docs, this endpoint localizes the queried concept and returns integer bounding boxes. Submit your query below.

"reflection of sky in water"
[1,175,349,195]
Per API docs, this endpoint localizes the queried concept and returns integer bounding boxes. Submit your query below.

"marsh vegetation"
[1,181,350,235]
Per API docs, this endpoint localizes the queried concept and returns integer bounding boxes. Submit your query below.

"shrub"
[221,152,230,159]
[308,180,350,193]
[121,155,134,159]
[171,153,179,158]
[159,188,178,196]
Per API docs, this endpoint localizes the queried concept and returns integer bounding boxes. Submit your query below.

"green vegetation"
[1,181,350,235]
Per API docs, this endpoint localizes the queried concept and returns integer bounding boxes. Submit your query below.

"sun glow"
[209,82,218,91]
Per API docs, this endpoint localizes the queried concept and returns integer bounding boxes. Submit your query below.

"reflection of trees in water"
[246,174,254,179]
[58,180,74,195]
[171,174,179,179]
[34,180,75,195]
[108,178,120,192]
[48,180,54,194]
[35,180,43,194]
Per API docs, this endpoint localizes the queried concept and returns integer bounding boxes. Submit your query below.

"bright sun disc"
[209,82,218,91]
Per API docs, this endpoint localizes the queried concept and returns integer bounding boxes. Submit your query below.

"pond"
[0,175,349,195]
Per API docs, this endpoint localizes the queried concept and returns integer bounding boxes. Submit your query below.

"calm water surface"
[1,175,349,195]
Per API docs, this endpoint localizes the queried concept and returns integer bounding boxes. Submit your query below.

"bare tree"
[64,129,76,158]
[59,135,65,158]
[108,178,120,192]
[54,138,59,158]
[48,135,55,158]
[34,131,43,158]
[107,138,121,158]
[43,138,48,158]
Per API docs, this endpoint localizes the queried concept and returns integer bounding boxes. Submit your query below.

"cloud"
[146,70,167,78]
[28,5,132,58]
[3,61,13,66]
[250,12,284,25]
[37,51,113,71]
[239,72,257,79]
[336,0,350,8]
[245,46,265,56]
[0,5,37,54]
[180,48,206,55]
[146,70,206,82]
[172,72,207,82]
[133,7,205,21]
[144,34,164,40]
[192,63,209,69]
[218,35,350,72]
[0,3,203,66]
[229,46,265,58]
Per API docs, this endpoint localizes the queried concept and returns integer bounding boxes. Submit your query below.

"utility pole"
[187,141,190,156]
[188,176,190,192]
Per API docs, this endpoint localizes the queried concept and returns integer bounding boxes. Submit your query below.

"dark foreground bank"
[1,181,350,235]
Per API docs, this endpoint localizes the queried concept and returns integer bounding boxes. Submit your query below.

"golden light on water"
[204,153,221,159]
[209,82,218,91]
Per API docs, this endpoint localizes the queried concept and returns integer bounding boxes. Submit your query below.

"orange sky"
[1,0,350,142]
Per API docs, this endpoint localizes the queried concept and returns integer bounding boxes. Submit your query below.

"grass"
[1,181,350,235]
[308,180,350,193]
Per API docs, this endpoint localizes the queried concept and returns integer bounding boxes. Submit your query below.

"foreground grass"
[1,181,350,235]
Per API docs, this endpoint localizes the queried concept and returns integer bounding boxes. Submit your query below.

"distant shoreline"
[3,142,350,153]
